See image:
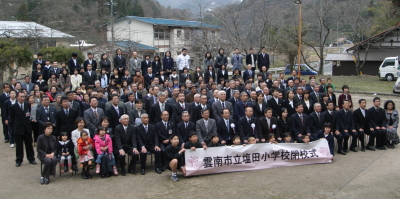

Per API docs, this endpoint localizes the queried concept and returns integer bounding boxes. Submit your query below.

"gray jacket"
[203,58,214,71]
[129,58,142,75]
[231,54,243,71]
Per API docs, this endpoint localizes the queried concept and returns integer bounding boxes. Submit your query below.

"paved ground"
[0,94,399,199]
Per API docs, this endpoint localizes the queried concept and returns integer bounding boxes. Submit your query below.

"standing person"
[156,111,175,171]
[196,109,217,146]
[84,97,105,137]
[338,85,353,109]
[217,65,228,84]
[71,69,82,91]
[4,90,17,148]
[22,76,35,95]
[323,101,345,155]
[258,108,279,142]
[83,52,97,72]
[56,97,79,138]
[152,55,162,76]
[129,51,142,76]
[0,83,11,143]
[28,95,39,145]
[172,92,191,125]
[36,122,58,184]
[163,51,174,76]
[100,53,111,79]
[32,63,43,83]
[9,91,37,167]
[246,48,258,71]
[257,47,270,71]
[384,100,399,148]
[59,69,71,90]
[68,52,81,75]
[353,99,374,151]
[253,92,268,118]
[368,97,387,150]
[82,64,97,87]
[231,48,243,74]
[32,52,45,70]
[105,94,125,130]
[141,55,152,76]
[290,103,309,143]
[204,65,216,84]
[149,92,172,124]
[214,48,228,70]
[113,48,126,77]
[36,95,57,136]
[176,48,190,75]
[212,90,233,121]
[203,52,214,72]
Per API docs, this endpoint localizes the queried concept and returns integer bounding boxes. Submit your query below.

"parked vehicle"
[285,64,318,75]
[378,56,399,81]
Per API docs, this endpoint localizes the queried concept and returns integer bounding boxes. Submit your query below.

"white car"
[393,76,400,93]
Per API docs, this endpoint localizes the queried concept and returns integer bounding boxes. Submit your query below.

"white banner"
[185,139,332,176]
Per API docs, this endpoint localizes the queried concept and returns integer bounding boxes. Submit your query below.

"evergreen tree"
[132,0,144,17]
[17,2,30,21]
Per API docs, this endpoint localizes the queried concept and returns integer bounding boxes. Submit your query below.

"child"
[94,127,117,178]
[302,134,311,144]
[57,132,75,174]
[165,135,186,181]
[184,131,207,151]
[268,134,278,144]
[326,77,335,91]
[248,137,257,144]
[316,122,335,156]
[77,131,94,179]
[231,136,245,146]
[281,133,293,143]
[207,134,224,147]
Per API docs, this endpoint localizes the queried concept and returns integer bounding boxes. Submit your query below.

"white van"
[378,56,399,81]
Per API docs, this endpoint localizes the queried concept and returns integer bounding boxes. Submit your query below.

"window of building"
[154,28,165,40]
[156,52,165,57]
[177,30,182,38]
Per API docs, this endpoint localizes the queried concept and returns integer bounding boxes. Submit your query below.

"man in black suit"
[257,47,270,70]
[113,48,126,76]
[290,103,310,143]
[242,64,255,82]
[155,111,175,171]
[0,83,10,143]
[217,108,238,145]
[82,64,97,87]
[310,85,321,103]
[144,67,155,88]
[9,92,36,166]
[267,88,284,118]
[287,70,298,83]
[83,52,97,71]
[368,97,387,150]
[228,90,240,110]
[68,52,80,75]
[48,61,62,79]
[323,101,345,155]
[192,94,213,123]
[66,91,81,115]
[258,107,279,142]
[172,92,191,126]
[353,99,375,151]
[36,96,57,136]
[177,111,196,146]
[308,103,325,140]
[141,55,151,76]
[136,113,162,175]
[337,100,356,152]
[238,107,259,143]
[121,69,133,85]
[105,94,125,130]
[149,92,171,124]
[130,83,143,100]
[32,52,45,70]
[114,114,139,176]
[145,86,159,113]
[246,48,258,71]
[234,92,252,121]
[56,97,79,139]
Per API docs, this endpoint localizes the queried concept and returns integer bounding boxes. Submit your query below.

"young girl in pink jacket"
[94,127,117,178]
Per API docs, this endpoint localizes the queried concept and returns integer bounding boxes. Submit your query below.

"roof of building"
[346,22,400,51]
[115,41,158,50]
[0,21,75,38]
[325,53,355,61]
[112,16,220,29]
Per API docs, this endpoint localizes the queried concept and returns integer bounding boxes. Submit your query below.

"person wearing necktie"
[238,107,259,143]
[156,111,175,171]
[217,109,237,145]
[368,97,387,150]
[308,103,324,142]
[290,103,309,143]
[337,100,356,153]
[353,99,374,152]
[113,48,126,77]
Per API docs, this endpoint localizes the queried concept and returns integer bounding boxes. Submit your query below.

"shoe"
[171,174,179,181]
[4,139,9,143]
[121,171,126,176]
[361,147,366,152]
[113,166,118,175]
[161,165,166,172]
[141,169,145,175]
[64,166,68,172]
[366,146,375,151]
[81,173,88,179]
[40,178,45,185]
[15,162,21,167]
[29,161,37,165]
[136,160,140,164]
[87,173,92,179]
[96,165,100,174]
[44,178,50,184]
[101,175,107,178]
[10,144,14,148]
[377,147,384,150]
[343,149,349,153]
[129,169,136,174]
[155,168,162,174]
[350,147,357,152]
[382,146,387,150]
[337,151,346,155]
[73,165,78,171]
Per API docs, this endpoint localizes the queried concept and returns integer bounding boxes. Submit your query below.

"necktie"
[94,110,98,119]
[131,103,134,109]
[205,121,208,133]
[345,111,348,115]
[45,107,48,114]
[145,126,148,133]
[300,115,303,125]
[249,71,252,76]
[161,103,165,112]
[185,123,188,129]
[248,119,251,124]
[222,102,225,109]
[376,108,379,112]
[164,122,167,129]
[362,109,365,117]
[20,103,23,110]
[317,113,320,123]
[330,111,333,116]
[124,127,127,134]
[154,97,158,104]
[226,120,229,131]
[66,109,69,116]
[115,107,119,116]
[181,104,185,110]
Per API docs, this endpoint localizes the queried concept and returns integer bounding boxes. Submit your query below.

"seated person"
[231,136,245,147]
[37,122,58,185]
[57,132,75,174]
[316,122,335,156]
[248,136,257,144]
[94,127,117,178]
[281,133,294,143]
[268,133,278,144]
[302,134,311,144]
[207,134,224,147]
[184,131,207,151]
[165,135,186,181]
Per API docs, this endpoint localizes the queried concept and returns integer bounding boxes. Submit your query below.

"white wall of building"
[107,19,154,47]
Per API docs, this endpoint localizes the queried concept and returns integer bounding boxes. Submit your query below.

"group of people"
[0,47,399,184]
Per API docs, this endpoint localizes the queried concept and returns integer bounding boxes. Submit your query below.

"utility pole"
[103,0,119,52]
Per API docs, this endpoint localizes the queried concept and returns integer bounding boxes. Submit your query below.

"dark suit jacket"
[105,106,125,130]
[242,70,255,82]
[308,112,325,136]
[82,71,97,85]
[136,124,159,148]
[301,100,315,115]
[141,60,152,76]
[353,108,372,130]
[0,93,10,118]
[322,110,339,132]
[55,108,79,136]
[238,116,259,140]
[310,92,321,104]
[234,100,253,121]
[9,102,32,135]
[191,104,213,123]
[162,57,174,71]
[290,113,309,137]
[152,61,162,75]
[68,58,80,74]
[204,70,216,84]
[83,59,97,71]
[113,55,127,73]
[36,106,57,135]
[316,130,334,155]
[217,118,237,142]
[252,102,268,118]
[114,124,137,151]
[336,109,355,131]
[246,54,258,66]
[149,102,172,124]
[368,107,387,128]
[267,97,284,118]
[228,97,238,110]
[258,116,279,139]
[32,59,45,70]
[217,69,229,83]
[328,94,337,107]
[180,73,192,84]
[144,73,155,87]
[172,102,191,125]
[176,121,195,144]
[155,120,175,142]
[257,53,270,69]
